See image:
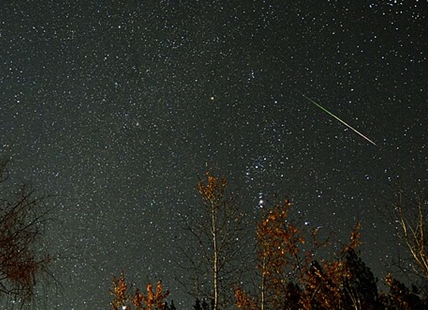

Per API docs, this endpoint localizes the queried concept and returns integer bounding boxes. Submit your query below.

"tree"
[0,158,52,304]
[193,298,210,310]
[182,171,246,310]
[255,199,307,309]
[380,273,426,310]
[343,247,380,309]
[235,198,311,310]
[234,197,377,310]
[109,271,170,310]
[391,189,428,282]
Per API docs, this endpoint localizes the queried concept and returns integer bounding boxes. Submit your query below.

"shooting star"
[302,94,377,147]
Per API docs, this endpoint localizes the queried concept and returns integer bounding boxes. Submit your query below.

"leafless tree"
[391,188,428,283]
[0,158,53,307]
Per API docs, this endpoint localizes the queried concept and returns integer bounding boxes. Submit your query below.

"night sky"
[1,1,427,308]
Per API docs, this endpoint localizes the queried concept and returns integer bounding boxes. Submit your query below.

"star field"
[1,1,427,308]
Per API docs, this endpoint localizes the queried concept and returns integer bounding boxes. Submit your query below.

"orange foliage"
[133,281,170,310]
[382,273,422,310]
[110,271,169,310]
[300,259,351,309]
[255,199,308,308]
[234,287,258,310]
[236,198,364,310]
[110,272,131,310]
[197,172,227,206]
[342,221,362,254]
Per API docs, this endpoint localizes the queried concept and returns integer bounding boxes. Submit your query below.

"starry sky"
[1,0,427,308]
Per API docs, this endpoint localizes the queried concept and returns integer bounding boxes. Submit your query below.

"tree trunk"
[212,205,219,310]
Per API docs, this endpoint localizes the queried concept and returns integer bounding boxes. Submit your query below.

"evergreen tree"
[382,274,426,310]
[165,300,176,310]
[193,298,202,310]
[343,248,380,309]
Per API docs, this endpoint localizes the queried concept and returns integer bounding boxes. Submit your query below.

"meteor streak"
[302,94,377,147]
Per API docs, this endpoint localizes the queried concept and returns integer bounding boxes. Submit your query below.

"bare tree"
[180,171,247,310]
[0,158,53,306]
[392,188,428,282]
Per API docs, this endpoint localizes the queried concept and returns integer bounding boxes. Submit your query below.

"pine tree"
[343,248,380,309]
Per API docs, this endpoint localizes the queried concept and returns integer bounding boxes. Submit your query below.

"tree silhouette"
[104,173,428,309]
[380,272,426,310]
[192,297,210,310]
[0,158,52,303]
[343,247,380,309]
[234,197,383,310]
